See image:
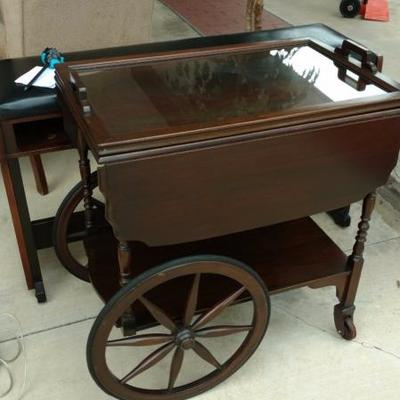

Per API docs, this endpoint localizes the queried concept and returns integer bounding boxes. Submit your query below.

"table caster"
[334,304,357,340]
[340,317,357,340]
[35,281,47,303]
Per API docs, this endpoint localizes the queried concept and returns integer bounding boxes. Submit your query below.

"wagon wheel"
[53,171,107,282]
[87,255,270,400]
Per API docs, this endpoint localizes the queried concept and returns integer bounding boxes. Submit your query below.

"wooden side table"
[0,112,71,302]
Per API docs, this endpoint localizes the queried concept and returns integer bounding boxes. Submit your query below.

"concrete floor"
[1,1,400,399]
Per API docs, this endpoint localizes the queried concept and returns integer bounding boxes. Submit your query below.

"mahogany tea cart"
[55,37,400,400]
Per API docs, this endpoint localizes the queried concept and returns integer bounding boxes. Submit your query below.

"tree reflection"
[161,47,320,121]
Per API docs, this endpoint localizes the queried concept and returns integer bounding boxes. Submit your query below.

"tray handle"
[69,71,92,116]
[334,39,383,91]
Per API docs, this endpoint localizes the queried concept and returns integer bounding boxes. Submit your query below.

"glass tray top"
[75,44,387,139]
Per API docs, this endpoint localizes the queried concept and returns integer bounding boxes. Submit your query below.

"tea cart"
[54,35,400,400]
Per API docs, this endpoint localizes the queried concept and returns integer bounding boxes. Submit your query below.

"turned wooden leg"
[77,133,95,231]
[334,191,376,340]
[246,0,264,31]
[29,155,49,196]
[118,240,136,335]
[118,241,132,286]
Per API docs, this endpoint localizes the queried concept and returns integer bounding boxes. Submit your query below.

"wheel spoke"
[107,333,173,347]
[140,296,177,332]
[192,341,221,370]
[192,286,246,330]
[168,347,184,390]
[120,342,175,384]
[194,325,253,338]
[183,274,201,326]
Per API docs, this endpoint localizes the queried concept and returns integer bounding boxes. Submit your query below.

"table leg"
[77,134,95,231]
[118,240,136,335]
[29,155,49,196]
[118,241,132,287]
[0,157,46,303]
[334,192,376,339]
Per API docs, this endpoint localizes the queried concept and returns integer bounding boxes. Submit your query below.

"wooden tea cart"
[54,35,400,400]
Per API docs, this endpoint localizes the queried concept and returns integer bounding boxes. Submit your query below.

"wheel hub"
[175,328,195,350]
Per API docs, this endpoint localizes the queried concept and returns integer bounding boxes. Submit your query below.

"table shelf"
[86,217,349,329]
[11,117,70,157]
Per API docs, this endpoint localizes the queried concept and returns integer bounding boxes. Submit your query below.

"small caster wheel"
[334,304,356,340]
[340,0,361,18]
[35,281,47,303]
[339,317,357,340]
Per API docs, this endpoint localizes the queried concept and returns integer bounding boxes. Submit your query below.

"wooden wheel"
[87,255,270,400]
[52,171,107,281]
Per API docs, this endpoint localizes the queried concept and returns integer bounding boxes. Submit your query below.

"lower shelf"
[86,217,350,329]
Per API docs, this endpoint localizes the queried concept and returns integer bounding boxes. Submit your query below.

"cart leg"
[30,155,49,196]
[334,192,376,340]
[118,241,132,286]
[77,132,95,231]
[118,240,136,335]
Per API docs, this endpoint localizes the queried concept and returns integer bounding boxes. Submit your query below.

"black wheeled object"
[340,0,362,18]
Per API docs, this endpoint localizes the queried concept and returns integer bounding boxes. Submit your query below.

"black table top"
[0,24,350,121]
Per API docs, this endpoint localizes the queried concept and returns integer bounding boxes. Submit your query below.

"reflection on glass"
[281,47,385,101]
[159,48,320,122]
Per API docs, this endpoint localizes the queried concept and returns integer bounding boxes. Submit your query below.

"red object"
[363,0,390,21]
[161,0,289,36]
[360,1,367,16]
